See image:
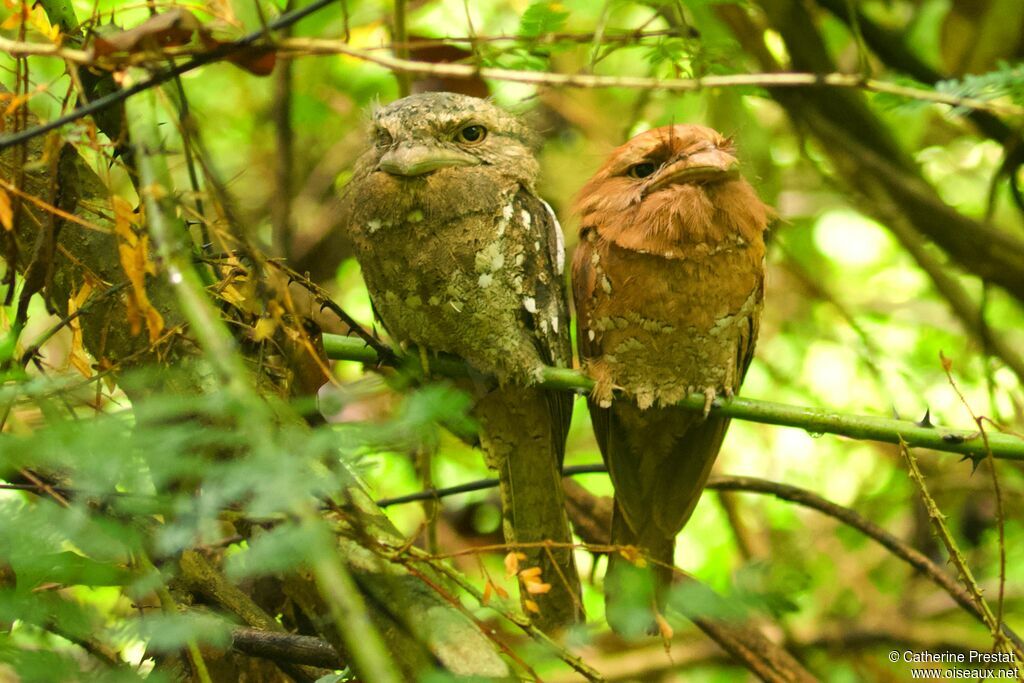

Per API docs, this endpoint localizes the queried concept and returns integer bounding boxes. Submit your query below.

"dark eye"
[375,128,393,147]
[627,162,657,179]
[457,125,487,144]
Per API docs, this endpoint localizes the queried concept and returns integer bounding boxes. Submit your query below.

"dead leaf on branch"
[113,196,164,342]
[0,187,12,231]
[92,9,205,57]
[67,280,94,378]
[89,8,276,76]
[0,0,60,43]
[503,551,526,578]
[617,544,646,567]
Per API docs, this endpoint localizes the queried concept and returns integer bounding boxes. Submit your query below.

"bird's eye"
[627,162,657,179]
[456,125,487,144]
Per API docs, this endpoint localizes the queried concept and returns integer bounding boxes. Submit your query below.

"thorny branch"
[323,333,1024,461]
[899,438,1023,669]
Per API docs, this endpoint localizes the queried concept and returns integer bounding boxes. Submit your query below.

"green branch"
[323,334,1024,461]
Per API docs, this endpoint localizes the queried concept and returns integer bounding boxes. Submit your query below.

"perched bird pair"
[341,93,770,634]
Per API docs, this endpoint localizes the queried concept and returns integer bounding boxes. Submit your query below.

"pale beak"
[379,144,478,177]
[647,147,740,193]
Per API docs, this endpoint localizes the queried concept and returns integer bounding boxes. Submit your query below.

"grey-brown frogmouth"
[341,92,583,631]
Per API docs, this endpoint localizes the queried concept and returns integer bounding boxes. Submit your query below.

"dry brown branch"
[230,627,342,669]
[276,39,1023,117]
[706,475,1024,652]
[2,34,1020,118]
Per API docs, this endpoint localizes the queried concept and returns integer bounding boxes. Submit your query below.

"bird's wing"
[735,271,764,389]
[514,190,572,370]
[513,189,574,465]
[571,232,617,473]
[571,229,599,364]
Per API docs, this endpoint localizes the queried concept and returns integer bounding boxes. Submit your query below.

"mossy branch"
[323,334,1024,461]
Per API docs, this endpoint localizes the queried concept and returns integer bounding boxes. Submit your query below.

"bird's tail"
[474,386,584,632]
[604,503,676,636]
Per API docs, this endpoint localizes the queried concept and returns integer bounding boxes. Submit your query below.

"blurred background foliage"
[2,0,1024,681]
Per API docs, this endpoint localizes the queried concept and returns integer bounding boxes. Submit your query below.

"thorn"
[958,453,984,473]
[916,409,934,428]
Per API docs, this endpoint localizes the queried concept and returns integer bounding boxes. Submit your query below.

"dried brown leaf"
[0,187,12,231]
[93,9,203,57]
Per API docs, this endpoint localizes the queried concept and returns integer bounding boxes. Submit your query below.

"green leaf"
[224,521,330,580]
[935,60,1024,111]
[15,551,131,588]
[128,611,232,652]
[518,2,570,39]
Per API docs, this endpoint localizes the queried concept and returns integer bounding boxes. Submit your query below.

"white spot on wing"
[542,199,565,275]
[520,209,532,227]
[478,273,493,288]
[550,316,559,334]
[367,219,382,234]
[523,297,537,313]
[588,329,595,341]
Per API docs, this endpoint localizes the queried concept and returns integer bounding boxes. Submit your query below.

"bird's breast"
[344,182,561,382]
[580,235,763,407]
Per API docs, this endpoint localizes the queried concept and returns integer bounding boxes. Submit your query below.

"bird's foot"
[702,387,717,418]
[587,362,616,408]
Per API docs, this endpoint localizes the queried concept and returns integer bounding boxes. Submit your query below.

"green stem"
[306,521,403,683]
[323,333,1024,461]
[125,81,255,402]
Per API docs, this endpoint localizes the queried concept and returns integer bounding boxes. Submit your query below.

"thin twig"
[939,354,1007,647]
[377,467,1024,652]
[265,260,396,364]
[399,546,605,682]
[278,40,1024,117]
[0,0,342,153]
[898,438,1023,668]
[19,281,129,365]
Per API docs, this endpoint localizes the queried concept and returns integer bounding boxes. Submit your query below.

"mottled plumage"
[572,124,770,633]
[342,93,582,630]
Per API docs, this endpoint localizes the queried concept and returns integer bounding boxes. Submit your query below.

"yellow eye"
[457,125,487,144]
[627,162,657,179]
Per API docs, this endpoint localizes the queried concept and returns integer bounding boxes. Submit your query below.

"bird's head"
[355,92,539,185]
[575,124,769,248]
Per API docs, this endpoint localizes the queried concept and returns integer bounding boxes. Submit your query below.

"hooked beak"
[378,144,479,177]
[647,147,740,193]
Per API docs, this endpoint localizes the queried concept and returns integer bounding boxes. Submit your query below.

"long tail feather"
[475,386,583,631]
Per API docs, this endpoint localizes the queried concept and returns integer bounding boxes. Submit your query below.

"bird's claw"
[702,387,717,418]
